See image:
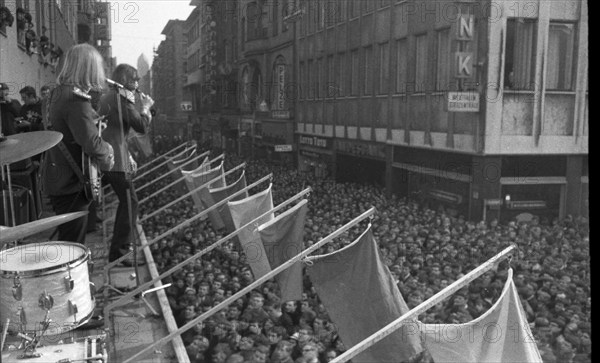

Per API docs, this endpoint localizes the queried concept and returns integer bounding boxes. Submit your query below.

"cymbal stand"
[1,162,17,228]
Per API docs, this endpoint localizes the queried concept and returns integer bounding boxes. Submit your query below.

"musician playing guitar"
[42,44,115,244]
[97,64,153,264]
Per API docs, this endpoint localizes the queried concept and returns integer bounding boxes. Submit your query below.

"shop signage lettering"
[484,199,503,207]
[335,140,386,159]
[272,110,290,119]
[274,144,293,152]
[507,200,547,210]
[277,65,286,110]
[428,189,463,204]
[453,14,474,79]
[447,92,479,112]
[300,150,320,159]
[299,136,328,148]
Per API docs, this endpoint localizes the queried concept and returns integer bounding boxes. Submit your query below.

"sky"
[109,0,193,69]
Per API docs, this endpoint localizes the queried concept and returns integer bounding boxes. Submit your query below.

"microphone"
[106,78,124,88]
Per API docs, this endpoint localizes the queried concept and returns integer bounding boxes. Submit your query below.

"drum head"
[0,242,88,274]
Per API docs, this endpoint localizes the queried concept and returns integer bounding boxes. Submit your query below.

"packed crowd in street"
[135,140,590,363]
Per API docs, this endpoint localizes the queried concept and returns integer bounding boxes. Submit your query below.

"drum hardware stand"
[1,318,9,351]
[16,309,52,359]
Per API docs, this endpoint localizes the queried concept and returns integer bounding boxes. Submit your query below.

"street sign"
[447,92,479,112]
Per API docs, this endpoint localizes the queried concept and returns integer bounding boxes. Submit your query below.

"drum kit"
[1,131,106,361]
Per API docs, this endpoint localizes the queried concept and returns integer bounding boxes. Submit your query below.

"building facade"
[152,19,189,138]
[294,0,587,222]
[153,0,588,222]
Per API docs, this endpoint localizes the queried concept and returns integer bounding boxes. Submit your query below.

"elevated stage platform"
[1,198,188,362]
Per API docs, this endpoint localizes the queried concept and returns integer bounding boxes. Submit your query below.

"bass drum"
[0,242,95,334]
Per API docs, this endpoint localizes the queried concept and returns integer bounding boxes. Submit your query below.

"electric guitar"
[83,115,107,201]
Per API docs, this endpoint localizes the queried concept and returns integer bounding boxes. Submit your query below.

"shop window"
[546,22,576,91]
[436,28,451,91]
[350,49,359,96]
[414,33,428,93]
[378,42,389,94]
[504,18,537,90]
[395,38,407,94]
[363,46,373,95]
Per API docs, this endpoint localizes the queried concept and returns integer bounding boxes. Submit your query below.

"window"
[0,0,6,34]
[414,34,428,92]
[273,0,278,35]
[337,52,345,97]
[436,28,450,91]
[316,57,323,98]
[395,39,407,93]
[299,61,305,99]
[546,22,576,90]
[379,42,389,94]
[308,59,314,98]
[349,0,359,19]
[327,55,335,98]
[350,49,359,95]
[363,46,373,95]
[504,18,537,90]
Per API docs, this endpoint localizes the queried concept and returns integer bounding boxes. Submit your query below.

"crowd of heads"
[135,140,590,363]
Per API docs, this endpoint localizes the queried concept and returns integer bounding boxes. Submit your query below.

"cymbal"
[0,211,88,243]
[0,131,63,165]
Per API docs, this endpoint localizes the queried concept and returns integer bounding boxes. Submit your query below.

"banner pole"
[134,144,202,182]
[107,186,312,311]
[135,148,206,194]
[105,169,264,269]
[122,207,377,363]
[331,244,518,363]
[137,153,225,207]
[137,156,233,223]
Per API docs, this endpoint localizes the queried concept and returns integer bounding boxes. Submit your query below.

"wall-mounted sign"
[274,144,293,152]
[428,189,463,204]
[181,101,193,111]
[272,110,290,119]
[335,140,386,159]
[276,64,286,110]
[447,92,479,112]
[507,200,547,210]
[299,135,329,148]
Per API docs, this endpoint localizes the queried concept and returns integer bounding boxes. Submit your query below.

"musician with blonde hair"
[98,63,153,263]
[42,43,115,244]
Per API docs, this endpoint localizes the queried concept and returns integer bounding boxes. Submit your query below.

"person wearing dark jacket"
[42,44,114,244]
[97,63,153,263]
[0,82,21,136]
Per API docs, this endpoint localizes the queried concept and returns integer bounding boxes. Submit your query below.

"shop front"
[335,140,387,186]
[297,134,334,179]
[255,118,295,165]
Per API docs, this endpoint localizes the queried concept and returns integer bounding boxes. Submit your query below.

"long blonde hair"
[57,44,105,91]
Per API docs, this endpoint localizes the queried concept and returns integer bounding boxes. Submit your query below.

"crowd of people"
[134,142,590,363]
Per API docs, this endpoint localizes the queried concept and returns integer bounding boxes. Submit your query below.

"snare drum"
[0,242,95,334]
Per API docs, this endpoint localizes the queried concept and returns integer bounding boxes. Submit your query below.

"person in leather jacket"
[42,44,114,244]
[97,63,153,263]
